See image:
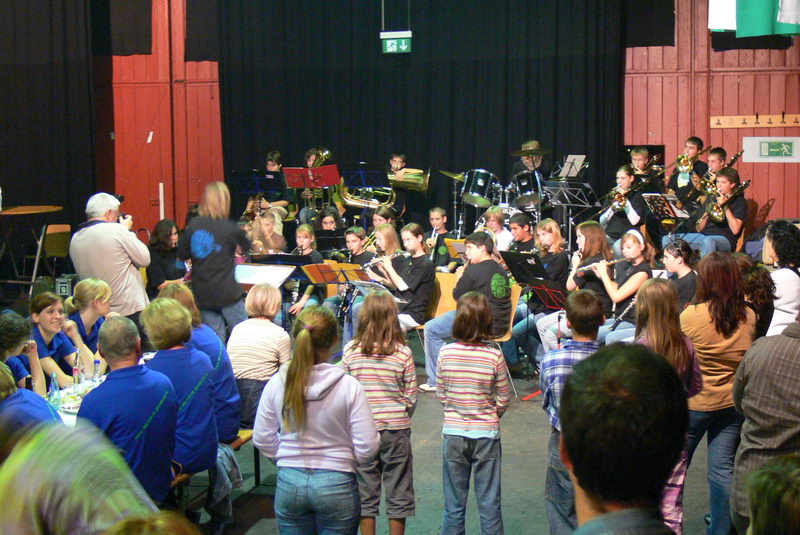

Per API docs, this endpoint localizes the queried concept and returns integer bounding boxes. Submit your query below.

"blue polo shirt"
[78,365,178,503]
[33,327,77,377]
[0,388,62,428]
[188,324,241,443]
[145,346,218,475]
[68,312,104,353]
[5,356,29,384]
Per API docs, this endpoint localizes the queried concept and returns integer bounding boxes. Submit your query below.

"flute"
[575,258,626,273]
[429,225,438,262]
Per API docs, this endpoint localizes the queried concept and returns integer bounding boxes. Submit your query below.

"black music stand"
[232,169,285,197]
[543,181,600,251]
[641,193,690,221]
[316,229,346,253]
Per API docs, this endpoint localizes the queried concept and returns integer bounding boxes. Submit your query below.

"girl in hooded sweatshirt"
[253,306,379,533]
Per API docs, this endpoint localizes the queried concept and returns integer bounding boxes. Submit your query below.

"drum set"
[441,147,554,237]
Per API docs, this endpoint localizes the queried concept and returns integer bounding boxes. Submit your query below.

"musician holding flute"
[599,164,647,258]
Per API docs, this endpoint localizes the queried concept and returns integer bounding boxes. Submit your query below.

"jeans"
[275,297,320,332]
[236,378,266,429]
[685,406,743,535]
[423,310,456,387]
[537,311,570,354]
[545,430,576,535]
[441,435,503,535]
[274,467,360,535]
[502,307,545,366]
[604,326,635,345]
[201,298,248,343]
[662,233,731,258]
[598,318,635,345]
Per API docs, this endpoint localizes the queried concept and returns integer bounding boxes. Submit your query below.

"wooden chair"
[491,284,523,398]
[230,429,262,489]
[414,272,457,347]
[24,224,71,277]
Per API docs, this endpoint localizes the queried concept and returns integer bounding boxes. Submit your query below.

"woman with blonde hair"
[64,278,114,354]
[227,283,291,428]
[254,306,379,533]
[634,278,702,534]
[342,291,417,535]
[177,181,252,341]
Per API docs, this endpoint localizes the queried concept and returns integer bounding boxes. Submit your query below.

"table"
[0,205,64,298]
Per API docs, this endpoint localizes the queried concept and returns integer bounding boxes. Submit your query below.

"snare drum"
[512,170,543,208]
[462,169,498,208]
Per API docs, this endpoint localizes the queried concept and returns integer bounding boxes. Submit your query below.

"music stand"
[234,263,296,291]
[341,165,391,189]
[444,238,466,261]
[284,165,341,189]
[315,229,346,252]
[641,193,690,221]
[558,155,586,179]
[543,181,599,251]
[232,169,286,197]
[349,280,408,304]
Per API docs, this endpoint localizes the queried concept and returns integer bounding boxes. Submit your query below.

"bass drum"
[462,169,499,208]
[512,170,543,209]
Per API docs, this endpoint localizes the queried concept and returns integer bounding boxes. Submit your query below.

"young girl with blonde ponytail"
[253,306,379,533]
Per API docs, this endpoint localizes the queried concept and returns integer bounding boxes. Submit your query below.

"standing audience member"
[540,290,604,535]
[436,292,511,535]
[560,344,687,535]
[77,316,178,505]
[141,298,218,476]
[745,454,800,535]
[0,424,157,535]
[341,291,417,535]
[146,219,187,300]
[30,292,95,388]
[763,219,800,336]
[729,313,800,534]
[662,238,698,309]
[0,358,61,428]
[633,278,702,534]
[227,284,290,429]
[178,182,251,342]
[64,278,115,354]
[69,192,150,326]
[0,312,45,396]
[158,284,241,445]
[254,306,379,533]
[733,253,776,339]
[680,252,756,535]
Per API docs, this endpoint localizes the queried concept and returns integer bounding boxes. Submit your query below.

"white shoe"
[418,383,436,392]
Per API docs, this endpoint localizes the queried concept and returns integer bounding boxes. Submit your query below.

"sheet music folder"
[641,193,690,220]
[500,251,567,310]
[283,164,341,189]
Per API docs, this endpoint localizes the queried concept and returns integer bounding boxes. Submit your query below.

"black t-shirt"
[573,254,614,317]
[454,259,511,336]
[541,251,569,283]
[393,254,436,324]
[350,251,375,266]
[511,238,536,253]
[298,250,325,302]
[636,170,662,194]
[673,270,697,309]
[146,247,187,300]
[703,194,747,250]
[431,232,456,267]
[177,217,251,309]
[603,191,647,240]
[614,260,652,323]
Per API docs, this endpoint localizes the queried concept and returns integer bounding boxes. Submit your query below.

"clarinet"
[338,251,354,321]
[288,246,302,306]
[429,226,438,262]
[610,297,637,331]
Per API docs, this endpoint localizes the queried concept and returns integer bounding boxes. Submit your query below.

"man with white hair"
[69,193,150,328]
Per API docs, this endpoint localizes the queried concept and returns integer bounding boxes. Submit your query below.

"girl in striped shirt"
[437,291,510,535]
[341,290,417,535]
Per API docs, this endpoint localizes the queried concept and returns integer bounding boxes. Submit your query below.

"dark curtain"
[91,0,152,56]
[0,0,96,227]
[220,0,624,221]
[622,0,675,47]
[186,0,221,61]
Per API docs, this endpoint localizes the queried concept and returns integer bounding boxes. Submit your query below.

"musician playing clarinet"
[599,164,647,258]
[427,207,458,271]
[665,167,747,258]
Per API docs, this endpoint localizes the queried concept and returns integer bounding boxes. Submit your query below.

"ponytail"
[282,306,338,432]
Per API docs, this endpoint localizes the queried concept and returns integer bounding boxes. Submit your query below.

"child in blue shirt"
[0,311,46,396]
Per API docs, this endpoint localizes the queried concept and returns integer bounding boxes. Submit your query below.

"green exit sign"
[760,140,795,157]
[380,31,412,54]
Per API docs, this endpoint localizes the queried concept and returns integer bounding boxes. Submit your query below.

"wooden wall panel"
[624,0,800,226]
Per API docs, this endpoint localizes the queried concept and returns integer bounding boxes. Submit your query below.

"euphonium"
[303,146,333,211]
[388,168,430,192]
[340,185,396,210]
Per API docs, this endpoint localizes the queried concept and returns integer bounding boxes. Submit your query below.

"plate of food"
[60,400,82,414]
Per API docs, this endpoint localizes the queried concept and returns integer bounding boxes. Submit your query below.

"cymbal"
[510,148,552,157]
[439,170,464,181]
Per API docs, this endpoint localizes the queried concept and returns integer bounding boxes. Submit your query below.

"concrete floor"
[219,337,713,535]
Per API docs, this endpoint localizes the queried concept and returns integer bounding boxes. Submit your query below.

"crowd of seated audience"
[3,183,800,535]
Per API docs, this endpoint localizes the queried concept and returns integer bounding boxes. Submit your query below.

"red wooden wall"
[105,0,223,232]
[624,0,800,227]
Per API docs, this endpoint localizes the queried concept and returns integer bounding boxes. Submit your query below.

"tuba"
[303,146,333,211]
[340,186,396,210]
[388,168,430,192]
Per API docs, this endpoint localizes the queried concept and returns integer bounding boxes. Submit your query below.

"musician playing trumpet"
[662,167,747,258]
[599,164,647,258]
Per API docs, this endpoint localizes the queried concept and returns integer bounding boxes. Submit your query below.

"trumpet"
[575,258,626,273]
[610,187,630,212]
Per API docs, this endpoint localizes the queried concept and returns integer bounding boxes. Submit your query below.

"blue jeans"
[545,430,576,535]
[502,307,545,366]
[275,297,320,331]
[662,233,731,258]
[424,310,456,387]
[274,467,360,535]
[441,435,503,535]
[603,324,635,345]
[597,318,634,345]
[686,407,743,535]
[201,298,247,343]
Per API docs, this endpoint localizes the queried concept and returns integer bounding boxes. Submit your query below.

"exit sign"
[760,140,795,157]
[380,30,412,54]
[742,137,800,163]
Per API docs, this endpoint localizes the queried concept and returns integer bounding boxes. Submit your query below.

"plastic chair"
[24,224,70,277]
